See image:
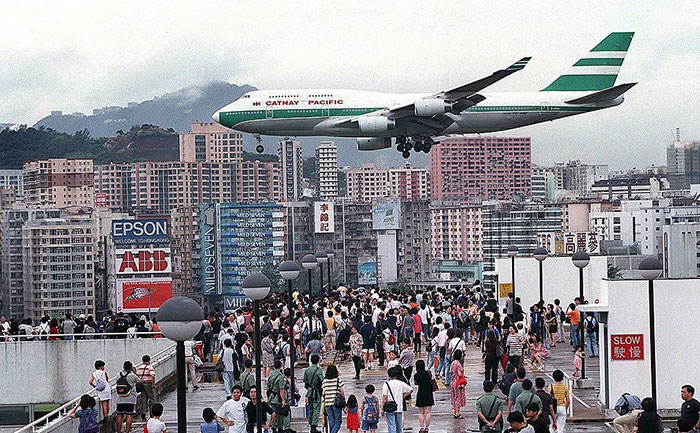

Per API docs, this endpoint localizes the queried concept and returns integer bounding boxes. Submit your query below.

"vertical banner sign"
[611,334,644,360]
[315,201,335,233]
[201,204,221,296]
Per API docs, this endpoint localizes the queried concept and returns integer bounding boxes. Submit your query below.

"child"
[200,407,224,433]
[90,360,110,420]
[387,350,399,369]
[359,385,379,433]
[573,345,585,379]
[69,394,99,433]
[528,336,545,371]
[146,403,167,433]
[345,394,360,433]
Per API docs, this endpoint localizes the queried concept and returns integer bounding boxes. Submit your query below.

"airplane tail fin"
[541,32,634,92]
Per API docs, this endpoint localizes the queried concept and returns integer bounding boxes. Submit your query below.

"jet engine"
[357,137,393,151]
[414,98,451,116]
[358,116,395,133]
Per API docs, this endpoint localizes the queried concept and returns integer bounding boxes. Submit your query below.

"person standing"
[381,366,413,433]
[533,378,556,431]
[583,313,599,357]
[514,379,542,416]
[482,330,499,384]
[221,339,236,398]
[184,338,199,389]
[136,355,156,421]
[636,397,663,433]
[678,385,700,432]
[413,360,435,433]
[506,326,524,369]
[548,370,570,433]
[62,313,77,340]
[553,300,565,343]
[322,365,345,433]
[261,330,276,380]
[115,361,141,433]
[216,386,249,433]
[349,326,364,380]
[268,360,290,433]
[398,338,415,383]
[245,386,276,433]
[476,380,503,433]
[450,350,467,419]
[359,316,377,371]
[90,360,111,420]
[565,303,580,348]
[303,354,324,433]
[507,368,527,414]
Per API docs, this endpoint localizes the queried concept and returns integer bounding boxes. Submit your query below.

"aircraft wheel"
[256,144,264,153]
[397,144,405,152]
[397,136,407,144]
[423,143,432,153]
[402,151,411,159]
[414,141,423,152]
[405,142,413,151]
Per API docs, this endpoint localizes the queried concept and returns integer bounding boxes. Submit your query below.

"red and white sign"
[314,201,335,233]
[95,192,107,208]
[117,278,173,313]
[611,334,644,360]
[116,248,171,275]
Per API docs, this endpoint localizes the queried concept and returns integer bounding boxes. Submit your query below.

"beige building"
[315,141,338,200]
[24,158,94,207]
[170,205,200,300]
[430,203,483,262]
[22,214,96,319]
[179,122,243,164]
[279,139,303,200]
[0,188,15,210]
[346,163,429,202]
[236,160,282,203]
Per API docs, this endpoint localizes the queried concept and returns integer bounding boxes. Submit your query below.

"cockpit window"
[243,95,250,98]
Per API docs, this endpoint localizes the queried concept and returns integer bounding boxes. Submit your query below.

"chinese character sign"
[611,334,644,360]
[314,201,335,233]
[538,232,600,255]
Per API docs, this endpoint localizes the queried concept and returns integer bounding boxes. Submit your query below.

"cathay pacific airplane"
[212,32,635,158]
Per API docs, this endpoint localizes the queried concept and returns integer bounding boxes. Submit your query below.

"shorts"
[115,403,135,415]
[361,420,378,431]
[362,348,375,354]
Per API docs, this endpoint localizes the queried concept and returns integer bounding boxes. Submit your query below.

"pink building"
[430,136,532,201]
[179,122,243,164]
[345,163,429,202]
[23,158,94,207]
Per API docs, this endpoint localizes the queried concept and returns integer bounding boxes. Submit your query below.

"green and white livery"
[212,32,636,158]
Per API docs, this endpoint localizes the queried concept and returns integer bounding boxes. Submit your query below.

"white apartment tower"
[279,139,303,200]
[315,141,338,200]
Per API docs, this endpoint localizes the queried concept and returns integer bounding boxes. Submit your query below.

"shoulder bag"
[333,378,347,409]
[382,381,398,413]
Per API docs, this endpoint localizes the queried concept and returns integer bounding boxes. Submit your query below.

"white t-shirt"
[146,418,167,433]
[382,379,413,413]
[222,347,235,372]
[217,397,250,433]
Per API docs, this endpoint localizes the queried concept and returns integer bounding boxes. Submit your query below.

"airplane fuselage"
[213,89,623,138]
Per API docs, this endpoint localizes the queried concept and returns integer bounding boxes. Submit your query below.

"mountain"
[34,81,255,138]
[102,124,179,162]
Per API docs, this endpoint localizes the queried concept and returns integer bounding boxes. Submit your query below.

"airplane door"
[540,102,549,114]
[322,107,330,117]
[266,108,273,118]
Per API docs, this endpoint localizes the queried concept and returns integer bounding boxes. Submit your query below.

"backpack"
[387,332,396,346]
[585,317,598,334]
[363,396,378,421]
[78,409,100,433]
[116,372,132,397]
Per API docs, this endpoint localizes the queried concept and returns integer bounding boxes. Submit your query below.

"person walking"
[115,361,141,433]
[583,313,599,357]
[349,326,364,379]
[303,354,325,433]
[184,338,199,389]
[322,365,345,433]
[268,360,290,433]
[476,380,503,433]
[565,303,581,348]
[136,355,156,421]
[261,330,276,380]
[220,339,236,398]
[381,366,413,433]
[245,386,276,433]
[90,360,111,420]
[545,304,558,347]
[636,397,663,433]
[548,370,570,433]
[69,395,100,433]
[239,359,256,398]
[450,349,467,419]
[413,360,435,433]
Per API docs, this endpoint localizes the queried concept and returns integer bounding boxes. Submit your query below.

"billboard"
[112,219,170,246]
[537,232,601,255]
[314,201,335,233]
[117,278,173,313]
[115,248,171,275]
[358,256,377,285]
[372,201,401,230]
[201,204,221,296]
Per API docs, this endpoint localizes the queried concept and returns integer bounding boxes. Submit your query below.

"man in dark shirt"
[534,378,556,431]
[246,386,275,433]
[525,403,549,433]
[359,316,376,370]
[678,385,700,432]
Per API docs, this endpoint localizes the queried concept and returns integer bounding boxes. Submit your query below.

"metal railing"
[13,342,177,433]
[1,331,163,342]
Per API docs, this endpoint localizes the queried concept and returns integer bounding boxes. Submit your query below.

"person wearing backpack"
[583,313,599,357]
[115,361,141,433]
[359,384,379,433]
[89,360,111,421]
[69,394,100,433]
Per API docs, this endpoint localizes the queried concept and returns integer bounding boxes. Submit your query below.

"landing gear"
[254,134,264,153]
[402,151,411,159]
[396,135,434,158]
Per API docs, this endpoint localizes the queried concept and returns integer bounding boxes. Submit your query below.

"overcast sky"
[1,1,699,169]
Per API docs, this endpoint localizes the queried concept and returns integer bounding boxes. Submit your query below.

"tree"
[607,264,622,279]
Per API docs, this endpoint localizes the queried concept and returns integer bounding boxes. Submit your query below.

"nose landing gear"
[254,134,264,153]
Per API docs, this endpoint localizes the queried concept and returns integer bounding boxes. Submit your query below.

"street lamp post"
[326,251,335,290]
[507,245,518,301]
[534,247,548,304]
[301,254,318,336]
[639,257,662,402]
[572,250,590,379]
[156,297,204,433]
[279,261,301,406]
[315,252,328,300]
[242,273,272,433]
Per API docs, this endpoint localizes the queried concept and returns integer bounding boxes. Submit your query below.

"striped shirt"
[322,378,343,407]
[549,382,569,407]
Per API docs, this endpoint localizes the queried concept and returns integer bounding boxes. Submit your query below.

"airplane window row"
[309,94,333,97]
[269,95,299,98]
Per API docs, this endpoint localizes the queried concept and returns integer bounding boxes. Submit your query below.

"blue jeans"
[586,331,598,356]
[386,411,403,433]
[426,350,435,373]
[325,406,342,433]
[444,355,453,385]
[222,371,235,396]
[570,324,580,347]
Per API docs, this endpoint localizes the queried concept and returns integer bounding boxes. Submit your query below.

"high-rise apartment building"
[397,199,432,282]
[0,170,23,201]
[236,160,282,203]
[95,162,236,212]
[666,140,700,189]
[345,163,430,202]
[170,205,201,301]
[0,209,61,318]
[0,188,15,210]
[430,137,531,202]
[279,139,303,200]
[315,141,338,200]
[430,203,482,262]
[22,215,96,319]
[24,159,94,207]
[179,122,243,164]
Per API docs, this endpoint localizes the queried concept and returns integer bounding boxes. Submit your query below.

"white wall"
[598,278,700,410]
[0,338,173,405]
[495,256,607,309]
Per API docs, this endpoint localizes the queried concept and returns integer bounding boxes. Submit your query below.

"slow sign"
[611,334,644,360]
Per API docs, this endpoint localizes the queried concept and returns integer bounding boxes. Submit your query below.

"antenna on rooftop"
[676,127,680,142]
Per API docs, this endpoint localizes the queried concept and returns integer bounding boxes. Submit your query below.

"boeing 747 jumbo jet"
[212,32,635,158]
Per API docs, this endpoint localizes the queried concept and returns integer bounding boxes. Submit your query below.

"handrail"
[13,342,177,433]
[1,331,163,342]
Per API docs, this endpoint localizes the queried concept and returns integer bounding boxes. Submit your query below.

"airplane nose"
[212,110,220,123]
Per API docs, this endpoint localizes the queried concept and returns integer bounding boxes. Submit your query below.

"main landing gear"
[396,136,433,159]
[254,134,264,153]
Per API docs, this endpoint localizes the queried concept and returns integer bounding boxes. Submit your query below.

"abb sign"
[116,249,171,275]
[611,334,644,360]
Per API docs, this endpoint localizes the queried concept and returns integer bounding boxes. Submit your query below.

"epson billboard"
[112,219,170,246]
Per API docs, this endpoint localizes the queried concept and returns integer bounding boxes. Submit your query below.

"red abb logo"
[118,250,169,273]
